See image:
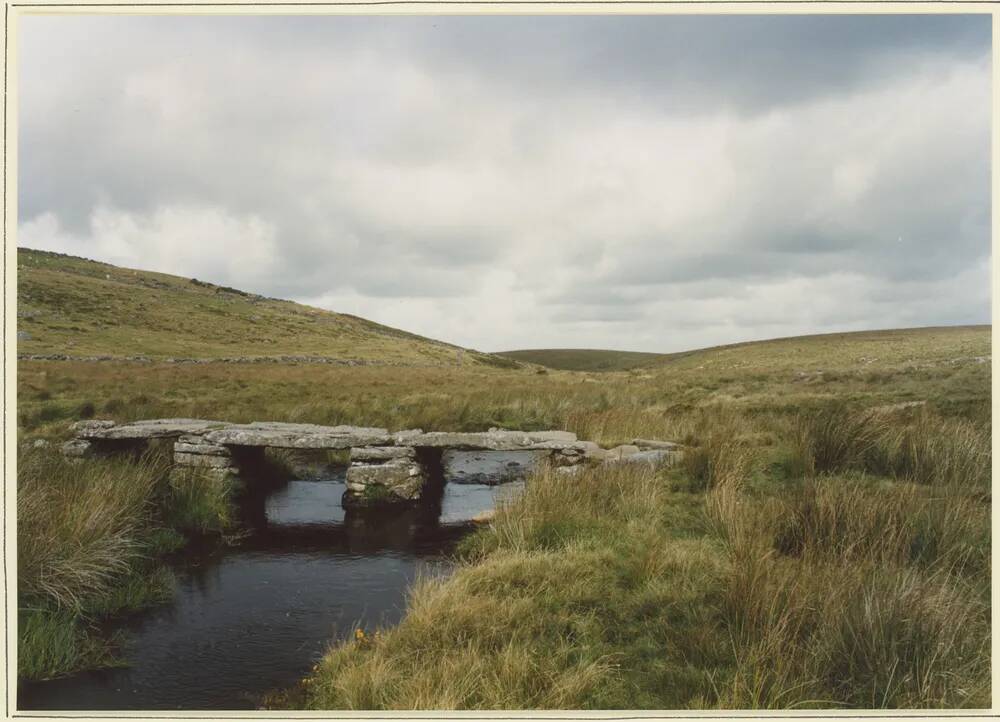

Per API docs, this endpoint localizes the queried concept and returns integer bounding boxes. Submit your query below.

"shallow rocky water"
[18,451,533,711]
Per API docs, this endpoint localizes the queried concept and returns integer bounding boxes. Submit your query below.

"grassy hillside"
[18,325,989,444]
[500,326,990,373]
[15,248,512,366]
[496,348,665,371]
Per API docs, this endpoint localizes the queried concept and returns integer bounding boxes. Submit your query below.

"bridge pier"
[172,434,240,481]
[345,446,427,504]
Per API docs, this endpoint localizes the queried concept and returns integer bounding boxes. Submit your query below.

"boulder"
[605,444,641,461]
[608,449,680,468]
[61,439,92,458]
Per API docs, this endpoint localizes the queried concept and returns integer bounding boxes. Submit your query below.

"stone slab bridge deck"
[63,418,681,505]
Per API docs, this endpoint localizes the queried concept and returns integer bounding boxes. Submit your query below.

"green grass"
[290,404,990,710]
[299,463,729,709]
[17,608,124,682]
[16,326,990,448]
[16,247,506,365]
[163,467,240,535]
[496,348,666,371]
[16,447,238,680]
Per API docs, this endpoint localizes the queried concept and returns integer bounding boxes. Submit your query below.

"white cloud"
[17,15,991,352]
[20,205,280,288]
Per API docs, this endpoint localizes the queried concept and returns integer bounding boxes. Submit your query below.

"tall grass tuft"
[794,405,990,490]
[298,463,730,710]
[17,608,123,681]
[163,467,238,534]
[707,463,991,708]
[17,449,168,610]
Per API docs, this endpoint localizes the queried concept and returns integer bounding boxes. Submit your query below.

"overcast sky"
[18,14,991,353]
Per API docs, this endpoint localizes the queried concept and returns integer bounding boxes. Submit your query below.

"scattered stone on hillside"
[16,331,31,341]
[32,439,49,449]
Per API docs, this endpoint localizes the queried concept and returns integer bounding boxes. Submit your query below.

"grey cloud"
[16,14,992,352]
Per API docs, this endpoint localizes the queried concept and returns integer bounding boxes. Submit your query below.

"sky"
[17,14,992,353]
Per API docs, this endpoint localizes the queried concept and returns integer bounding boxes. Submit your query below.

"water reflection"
[18,451,533,711]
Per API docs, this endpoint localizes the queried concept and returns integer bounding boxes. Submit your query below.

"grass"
[14,252,991,705]
[17,608,124,682]
[298,463,729,709]
[163,467,240,534]
[288,403,990,710]
[495,348,666,372]
[16,447,236,680]
[16,247,501,364]
[16,326,990,449]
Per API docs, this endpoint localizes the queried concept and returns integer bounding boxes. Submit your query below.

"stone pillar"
[171,434,238,481]
[344,446,426,505]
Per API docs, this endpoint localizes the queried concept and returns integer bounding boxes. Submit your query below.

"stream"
[18,450,537,710]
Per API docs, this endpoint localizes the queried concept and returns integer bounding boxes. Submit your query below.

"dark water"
[18,451,533,711]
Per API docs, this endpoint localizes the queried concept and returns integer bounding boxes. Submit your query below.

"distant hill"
[496,349,666,372]
[16,248,516,367]
[500,325,991,373]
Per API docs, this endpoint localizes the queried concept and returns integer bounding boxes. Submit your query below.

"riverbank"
[18,455,527,710]
[287,405,990,709]
[16,445,243,681]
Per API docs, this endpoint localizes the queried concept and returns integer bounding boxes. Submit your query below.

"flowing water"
[18,451,537,711]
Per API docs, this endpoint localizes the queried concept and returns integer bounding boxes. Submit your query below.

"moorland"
[15,247,992,709]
